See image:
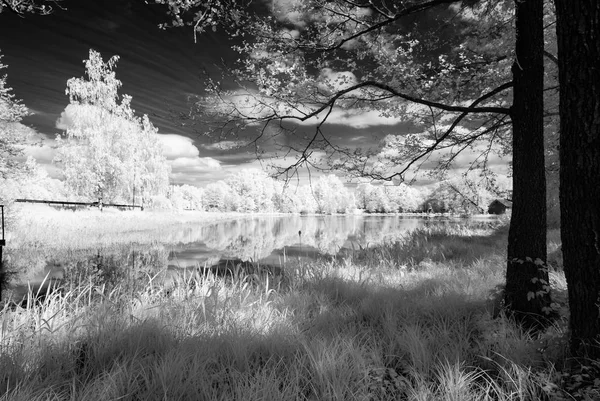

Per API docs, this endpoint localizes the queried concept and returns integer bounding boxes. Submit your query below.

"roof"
[489,199,513,207]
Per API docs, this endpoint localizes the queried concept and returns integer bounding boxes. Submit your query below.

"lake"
[7,214,500,300]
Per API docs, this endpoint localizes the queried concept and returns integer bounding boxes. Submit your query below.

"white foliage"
[54,49,170,204]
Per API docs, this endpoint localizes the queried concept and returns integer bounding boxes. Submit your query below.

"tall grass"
[0,220,587,400]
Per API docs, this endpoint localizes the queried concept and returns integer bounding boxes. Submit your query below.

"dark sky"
[0,0,509,187]
[0,0,260,185]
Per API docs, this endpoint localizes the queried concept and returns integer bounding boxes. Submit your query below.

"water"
[6,214,499,300]
[167,214,426,268]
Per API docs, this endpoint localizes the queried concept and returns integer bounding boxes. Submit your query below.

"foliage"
[225,169,278,212]
[54,49,170,204]
[356,182,424,213]
[157,0,521,182]
[0,158,67,202]
[312,174,354,214]
[0,52,33,180]
[422,172,511,213]
[169,184,204,210]
[167,168,493,215]
[0,0,59,15]
[202,180,237,211]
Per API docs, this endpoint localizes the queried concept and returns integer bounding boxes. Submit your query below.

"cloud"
[214,89,406,129]
[201,140,247,151]
[156,134,224,185]
[23,142,56,164]
[373,134,510,184]
[315,108,404,128]
[262,0,372,29]
[263,0,307,27]
[157,134,200,160]
[171,156,221,171]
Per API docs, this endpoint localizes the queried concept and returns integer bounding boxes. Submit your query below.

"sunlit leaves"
[54,50,170,204]
[0,52,33,179]
[0,0,60,15]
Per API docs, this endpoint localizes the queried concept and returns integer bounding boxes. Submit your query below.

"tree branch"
[248,80,512,125]
[544,50,558,66]
[311,0,464,52]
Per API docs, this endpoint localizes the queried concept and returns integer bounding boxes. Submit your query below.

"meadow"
[0,207,594,400]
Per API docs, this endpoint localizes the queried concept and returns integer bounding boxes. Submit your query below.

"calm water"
[8,215,499,299]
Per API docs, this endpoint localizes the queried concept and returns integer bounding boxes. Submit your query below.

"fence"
[14,199,143,210]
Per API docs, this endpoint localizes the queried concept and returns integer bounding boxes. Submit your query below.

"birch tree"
[0,52,32,179]
[55,50,170,204]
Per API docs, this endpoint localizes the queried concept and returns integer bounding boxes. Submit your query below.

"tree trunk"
[555,0,600,356]
[504,0,551,328]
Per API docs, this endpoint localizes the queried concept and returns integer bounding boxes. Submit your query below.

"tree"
[170,184,204,210]
[55,49,170,204]
[159,0,552,322]
[0,0,59,15]
[226,169,277,212]
[555,0,600,356]
[126,115,171,207]
[1,0,62,302]
[503,0,551,327]
[313,174,355,214]
[203,181,238,211]
[0,52,32,179]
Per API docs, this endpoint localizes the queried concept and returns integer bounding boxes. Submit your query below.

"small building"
[488,199,513,215]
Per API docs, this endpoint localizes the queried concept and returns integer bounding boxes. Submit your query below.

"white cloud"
[313,108,403,128]
[157,134,200,160]
[23,142,56,164]
[171,156,221,171]
[201,140,247,151]
[157,134,223,185]
[264,0,307,27]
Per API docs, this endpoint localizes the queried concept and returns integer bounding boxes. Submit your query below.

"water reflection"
[165,215,484,268]
[6,215,498,300]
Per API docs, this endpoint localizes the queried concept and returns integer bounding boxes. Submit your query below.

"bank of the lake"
[4,204,254,249]
[0,210,586,400]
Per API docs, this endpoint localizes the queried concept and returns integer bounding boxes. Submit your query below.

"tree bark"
[504,0,552,327]
[555,0,600,356]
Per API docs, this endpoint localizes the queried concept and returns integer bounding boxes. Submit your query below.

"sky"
[0,0,510,188]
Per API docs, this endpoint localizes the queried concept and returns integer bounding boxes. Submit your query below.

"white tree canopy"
[54,49,170,204]
[0,52,33,179]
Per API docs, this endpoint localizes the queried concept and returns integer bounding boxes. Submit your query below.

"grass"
[0,212,594,400]
[6,204,246,250]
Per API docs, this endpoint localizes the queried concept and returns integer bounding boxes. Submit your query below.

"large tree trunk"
[504,0,551,327]
[555,0,600,356]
